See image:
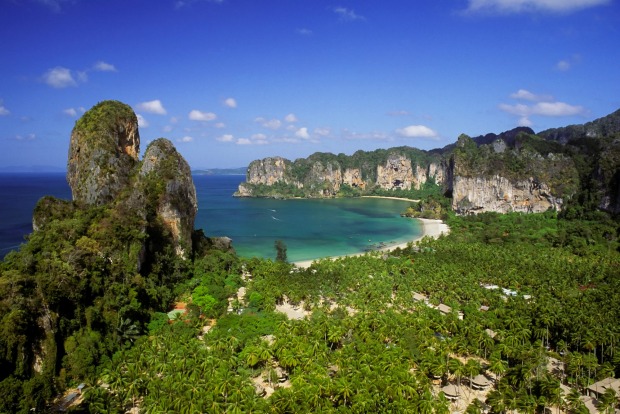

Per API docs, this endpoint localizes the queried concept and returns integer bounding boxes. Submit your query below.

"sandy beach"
[293,217,450,269]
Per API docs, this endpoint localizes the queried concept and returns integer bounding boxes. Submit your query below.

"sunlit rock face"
[67,100,140,206]
[452,175,563,214]
[139,138,198,258]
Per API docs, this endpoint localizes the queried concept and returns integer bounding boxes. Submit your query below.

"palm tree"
[448,358,466,388]
[597,388,618,414]
[488,353,508,383]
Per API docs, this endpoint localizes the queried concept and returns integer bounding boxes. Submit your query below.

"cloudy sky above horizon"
[1,0,618,169]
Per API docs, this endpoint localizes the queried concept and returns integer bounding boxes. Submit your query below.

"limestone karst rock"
[139,138,198,257]
[67,100,140,206]
[62,100,198,257]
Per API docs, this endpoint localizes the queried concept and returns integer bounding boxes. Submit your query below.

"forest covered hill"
[236,109,620,216]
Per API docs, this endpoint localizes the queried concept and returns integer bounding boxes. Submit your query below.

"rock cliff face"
[67,101,140,206]
[452,175,562,214]
[343,168,365,189]
[236,150,445,198]
[63,100,197,256]
[236,108,620,215]
[139,139,198,257]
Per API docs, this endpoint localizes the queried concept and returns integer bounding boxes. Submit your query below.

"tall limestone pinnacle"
[140,138,198,257]
[67,100,140,206]
[65,100,197,257]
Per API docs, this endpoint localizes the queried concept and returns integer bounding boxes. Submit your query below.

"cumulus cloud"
[251,133,267,141]
[43,66,77,88]
[500,90,587,126]
[396,125,438,139]
[333,6,366,21]
[285,113,298,123]
[295,127,310,139]
[500,101,586,117]
[236,138,252,145]
[464,0,610,14]
[178,136,193,143]
[255,117,282,130]
[93,61,117,72]
[215,122,226,128]
[217,134,234,142]
[223,98,237,108]
[137,100,167,115]
[137,114,149,128]
[189,109,217,121]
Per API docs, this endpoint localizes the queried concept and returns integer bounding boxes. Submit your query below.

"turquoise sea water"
[0,174,421,262]
[194,175,421,262]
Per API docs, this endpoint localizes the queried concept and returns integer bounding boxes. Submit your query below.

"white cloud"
[178,136,193,143]
[215,122,226,128]
[285,113,298,123]
[63,108,77,117]
[334,7,366,21]
[255,117,282,130]
[556,60,571,71]
[465,0,610,14]
[499,101,585,117]
[555,54,581,71]
[137,100,167,115]
[93,61,117,72]
[396,125,438,138]
[236,138,252,145]
[295,127,310,139]
[509,89,553,102]
[217,134,234,142]
[163,125,173,133]
[296,28,313,36]
[0,104,10,116]
[189,109,217,121]
[518,116,533,127]
[251,133,267,141]
[43,66,77,88]
[14,133,36,141]
[223,98,237,108]
[501,90,586,125]
[314,127,331,137]
[137,114,149,128]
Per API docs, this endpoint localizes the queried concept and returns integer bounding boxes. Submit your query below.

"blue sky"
[0,0,618,170]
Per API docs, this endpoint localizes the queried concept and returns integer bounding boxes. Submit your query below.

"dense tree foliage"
[67,210,620,413]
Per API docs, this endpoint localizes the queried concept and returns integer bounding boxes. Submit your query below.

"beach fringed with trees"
[71,211,620,413]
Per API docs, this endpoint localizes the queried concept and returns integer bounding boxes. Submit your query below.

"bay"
[0,174,421,262]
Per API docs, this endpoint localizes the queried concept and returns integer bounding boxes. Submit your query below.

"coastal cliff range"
[236,109,620,215]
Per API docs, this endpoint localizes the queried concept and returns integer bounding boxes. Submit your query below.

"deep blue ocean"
[0,174,420,262]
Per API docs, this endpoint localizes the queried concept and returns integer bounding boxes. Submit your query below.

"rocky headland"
[236,108,620,215]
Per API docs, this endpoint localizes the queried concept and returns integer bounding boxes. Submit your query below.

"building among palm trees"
[586,377,620,399]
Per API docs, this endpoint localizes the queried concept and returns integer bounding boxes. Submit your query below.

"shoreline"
[361,195,420,202]
[293,217,450,269]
